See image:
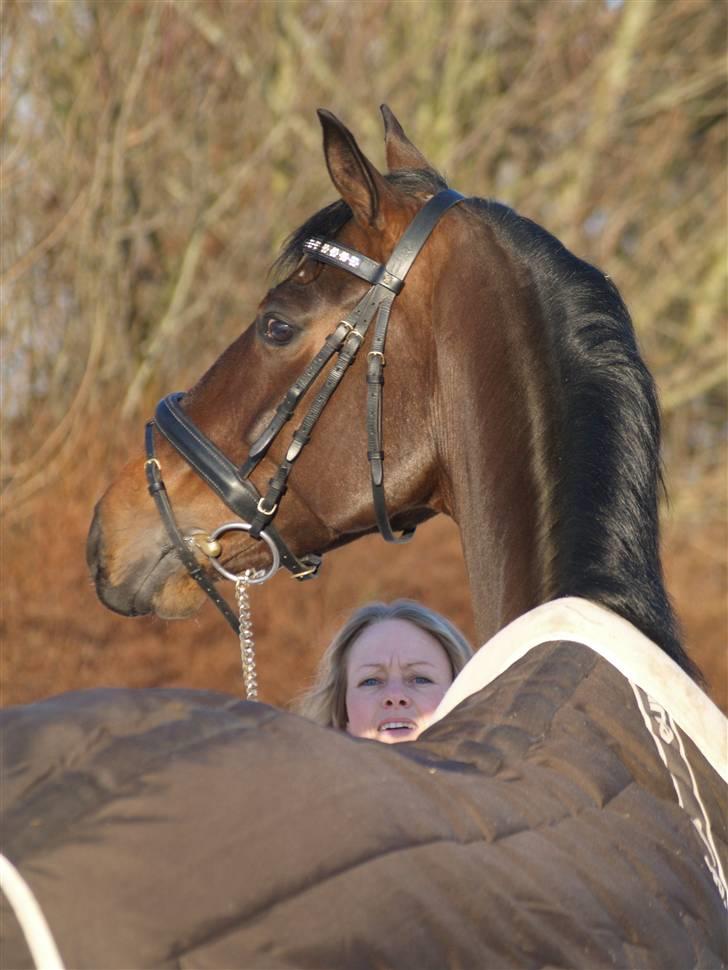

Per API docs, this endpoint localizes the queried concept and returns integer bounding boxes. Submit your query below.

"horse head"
[88,108,469,623]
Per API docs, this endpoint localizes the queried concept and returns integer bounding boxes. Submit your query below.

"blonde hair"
[294,600,473,729]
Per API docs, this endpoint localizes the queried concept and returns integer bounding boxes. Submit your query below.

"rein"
[144,189,465,669]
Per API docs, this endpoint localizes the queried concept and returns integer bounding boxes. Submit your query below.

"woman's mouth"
[377,719,418,739]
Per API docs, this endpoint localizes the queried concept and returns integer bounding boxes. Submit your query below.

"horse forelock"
[272,169,448,281]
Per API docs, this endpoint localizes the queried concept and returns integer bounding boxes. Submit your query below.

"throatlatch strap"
[366,297,410,542]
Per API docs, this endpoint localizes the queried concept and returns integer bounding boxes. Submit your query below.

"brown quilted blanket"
[1,642,726,969]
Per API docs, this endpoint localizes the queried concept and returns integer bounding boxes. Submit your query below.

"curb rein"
[144,189,465,695]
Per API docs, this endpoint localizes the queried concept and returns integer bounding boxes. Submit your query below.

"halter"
[145,188,465,636]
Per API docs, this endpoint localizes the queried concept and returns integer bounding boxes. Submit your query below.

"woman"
[295,600,473,743]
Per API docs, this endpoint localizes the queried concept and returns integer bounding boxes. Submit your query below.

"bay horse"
[2,108,725,969]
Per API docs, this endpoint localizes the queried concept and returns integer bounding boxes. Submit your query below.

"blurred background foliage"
[1,0,726,709]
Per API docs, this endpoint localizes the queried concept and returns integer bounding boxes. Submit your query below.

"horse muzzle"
[86,503,207,619]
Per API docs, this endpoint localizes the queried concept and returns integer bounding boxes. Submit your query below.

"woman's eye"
[413,676,433,685]
[262,317,296,345]
[358,677,380,687]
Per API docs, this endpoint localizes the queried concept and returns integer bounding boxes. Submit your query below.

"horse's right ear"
[317,109,396,229]
[380,104,434,173]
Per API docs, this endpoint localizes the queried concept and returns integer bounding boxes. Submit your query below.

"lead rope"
[235,571,262,700]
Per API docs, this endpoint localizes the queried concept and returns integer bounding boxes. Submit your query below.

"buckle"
[341,321,365,342]
[292,555,322,581]
[257,497,278,517]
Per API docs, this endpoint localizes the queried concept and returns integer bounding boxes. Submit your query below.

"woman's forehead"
[346,619,449,673]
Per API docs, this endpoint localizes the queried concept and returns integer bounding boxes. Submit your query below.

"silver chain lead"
[235,570,262,700]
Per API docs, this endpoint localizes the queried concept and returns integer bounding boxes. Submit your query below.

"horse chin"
[141,532,270,620]
[150,570,208,621]
[93,545,207,621]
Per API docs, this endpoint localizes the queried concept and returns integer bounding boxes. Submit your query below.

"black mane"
[478,200,696,677]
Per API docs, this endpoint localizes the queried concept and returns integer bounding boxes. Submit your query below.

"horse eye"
[262,317,296,345]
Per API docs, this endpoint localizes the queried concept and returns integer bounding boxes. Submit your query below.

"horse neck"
[430,207,689,672]
[431,232,558,644]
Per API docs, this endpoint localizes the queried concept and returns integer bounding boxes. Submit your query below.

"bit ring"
[207,522,280,584]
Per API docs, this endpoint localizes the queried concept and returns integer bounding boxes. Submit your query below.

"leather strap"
[363,189,465,541]
[383,188,465,279]
[145,422,241,634]
[241,321,351,478]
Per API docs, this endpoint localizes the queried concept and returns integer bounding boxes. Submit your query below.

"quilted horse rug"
[1,598,726,970]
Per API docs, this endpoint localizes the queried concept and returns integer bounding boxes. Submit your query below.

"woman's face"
[344,618,453,743]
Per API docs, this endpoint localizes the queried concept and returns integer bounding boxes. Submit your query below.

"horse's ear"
[380,104,434,173]
[317,109,396,229]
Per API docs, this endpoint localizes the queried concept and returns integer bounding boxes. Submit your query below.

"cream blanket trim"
[430,596,728,784]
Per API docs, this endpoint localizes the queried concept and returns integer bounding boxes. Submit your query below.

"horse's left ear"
[318,109,397,229]
[380,104,434,173]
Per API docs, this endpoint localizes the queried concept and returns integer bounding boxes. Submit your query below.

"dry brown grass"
[1,0,726,711]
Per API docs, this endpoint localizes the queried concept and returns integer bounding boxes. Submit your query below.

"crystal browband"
[304,237,362,267]
[303,236,384,285]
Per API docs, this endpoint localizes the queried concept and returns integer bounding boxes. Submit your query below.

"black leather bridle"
[145,188,465,635]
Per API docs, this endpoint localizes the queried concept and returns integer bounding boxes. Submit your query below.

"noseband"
[145,188,465,635]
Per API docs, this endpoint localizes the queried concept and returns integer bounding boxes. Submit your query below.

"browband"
[303,238,383,285]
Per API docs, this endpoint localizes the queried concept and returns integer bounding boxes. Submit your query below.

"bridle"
[144,188,465,636]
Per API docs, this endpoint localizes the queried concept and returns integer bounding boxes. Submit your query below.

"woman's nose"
[383,692,411,708]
